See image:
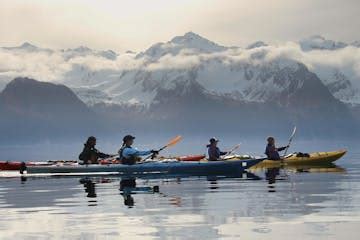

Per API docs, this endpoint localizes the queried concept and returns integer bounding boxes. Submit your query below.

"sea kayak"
[251,149,346,168]
[24,158,265,175]
[0,161,23,171]
[177,154,205,161]
[0,160,77,171]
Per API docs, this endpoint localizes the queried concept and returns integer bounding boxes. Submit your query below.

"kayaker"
[78,136,111,164]
[207,138,228,161]
[118,135,159,165]
[264,137,289,160]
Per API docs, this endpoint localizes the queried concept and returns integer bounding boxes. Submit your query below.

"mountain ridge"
[0,32,359,107]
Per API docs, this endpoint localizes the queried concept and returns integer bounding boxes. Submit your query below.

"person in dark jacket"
[79,136,111,164]
[264,137,289,160]
[118,135,159,165]
[207,138,228,161]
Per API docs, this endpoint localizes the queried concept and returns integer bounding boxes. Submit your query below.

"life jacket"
[119,146,136,165]
[265,144,281,160]
[207,145,221,161]
[79,144,99,164]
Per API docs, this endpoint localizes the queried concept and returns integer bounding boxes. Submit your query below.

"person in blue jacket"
[207,138,228,161]
[265,137,289,160]
[118,135,159,165]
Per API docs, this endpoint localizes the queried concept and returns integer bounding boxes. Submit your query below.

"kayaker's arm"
[220,151,228,156]
[123,148,152,158]
[98,152,111,159]
[277,146,289,152]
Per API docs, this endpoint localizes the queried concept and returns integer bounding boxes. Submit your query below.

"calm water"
[0,140,360,239]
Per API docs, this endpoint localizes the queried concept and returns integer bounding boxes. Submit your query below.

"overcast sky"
[0,0,359,52]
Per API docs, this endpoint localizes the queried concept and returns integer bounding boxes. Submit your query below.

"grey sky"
[0,0,359,52]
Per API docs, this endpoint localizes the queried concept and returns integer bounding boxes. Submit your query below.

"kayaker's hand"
[151,150,159,155]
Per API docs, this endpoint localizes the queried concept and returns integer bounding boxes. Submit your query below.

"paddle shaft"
[223,144,241,157]
[142,136,182,161]
[283,126,297,157]
[142,145,168,161]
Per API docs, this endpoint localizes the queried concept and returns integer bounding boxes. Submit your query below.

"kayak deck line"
[23,158,265,176]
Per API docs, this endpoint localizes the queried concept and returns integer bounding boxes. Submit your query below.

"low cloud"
[0,40,359,90]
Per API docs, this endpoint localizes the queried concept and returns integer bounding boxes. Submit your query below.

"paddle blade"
[224,143,241,157]
[290,126,297,139]
[283,126,297,157]
[166,135,182,148]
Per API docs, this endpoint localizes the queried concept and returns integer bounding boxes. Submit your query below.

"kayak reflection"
[119,177,160,208]
[80,178,97,198]
[258,163,346,193]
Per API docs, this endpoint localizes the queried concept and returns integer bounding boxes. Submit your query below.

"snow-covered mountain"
[136,32,227,59]
[61,46,118,60]
[1,42,53,53]
[299,35,348,51]
[0,32,359,108]
[69,33,360,107]
[246,41,268,49]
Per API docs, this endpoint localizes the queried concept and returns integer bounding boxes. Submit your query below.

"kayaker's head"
[86,136,97,147]
[208,137,219,147]
[267,137,275,145]
[123,135,135,147]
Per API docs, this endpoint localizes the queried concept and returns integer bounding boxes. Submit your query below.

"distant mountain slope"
[0,78,98,142]
[0,77,90,115]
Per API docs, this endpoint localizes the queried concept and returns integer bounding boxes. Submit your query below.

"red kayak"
[0,161,23,171]
[178,155,205,161]
[0,160,77,171]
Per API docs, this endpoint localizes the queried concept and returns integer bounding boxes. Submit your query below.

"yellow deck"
[253,149,347,168]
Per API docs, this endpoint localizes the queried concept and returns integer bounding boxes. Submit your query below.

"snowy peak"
[247,41,268,49]
[19,42,38,50]
[137,32,227,59]
[99,50,118,60]
[299,35,348,51]
[351,41,360,47]
[69,46,92,53]
[2,42,51,53]
[170,31,227,52]
[62,46,118,60]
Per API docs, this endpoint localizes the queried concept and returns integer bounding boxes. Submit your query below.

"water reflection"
[0,162,358,239]
[265,168,280,192]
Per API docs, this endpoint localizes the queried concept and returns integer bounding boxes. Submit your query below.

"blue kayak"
[25,158,264,176]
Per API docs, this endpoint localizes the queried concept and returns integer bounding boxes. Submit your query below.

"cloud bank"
[0,38,359,94]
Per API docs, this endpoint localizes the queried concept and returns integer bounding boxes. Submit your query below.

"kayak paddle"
[283,126,297,157]
[223,143,241,158]
[143,135,182,161]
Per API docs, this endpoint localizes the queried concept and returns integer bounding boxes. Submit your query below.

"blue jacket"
[119,146,151,159]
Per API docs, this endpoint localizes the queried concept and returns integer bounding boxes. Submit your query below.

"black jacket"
[79,144,110,164]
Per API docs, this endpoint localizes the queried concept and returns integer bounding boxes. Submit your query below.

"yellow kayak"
[253,149,347,168]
